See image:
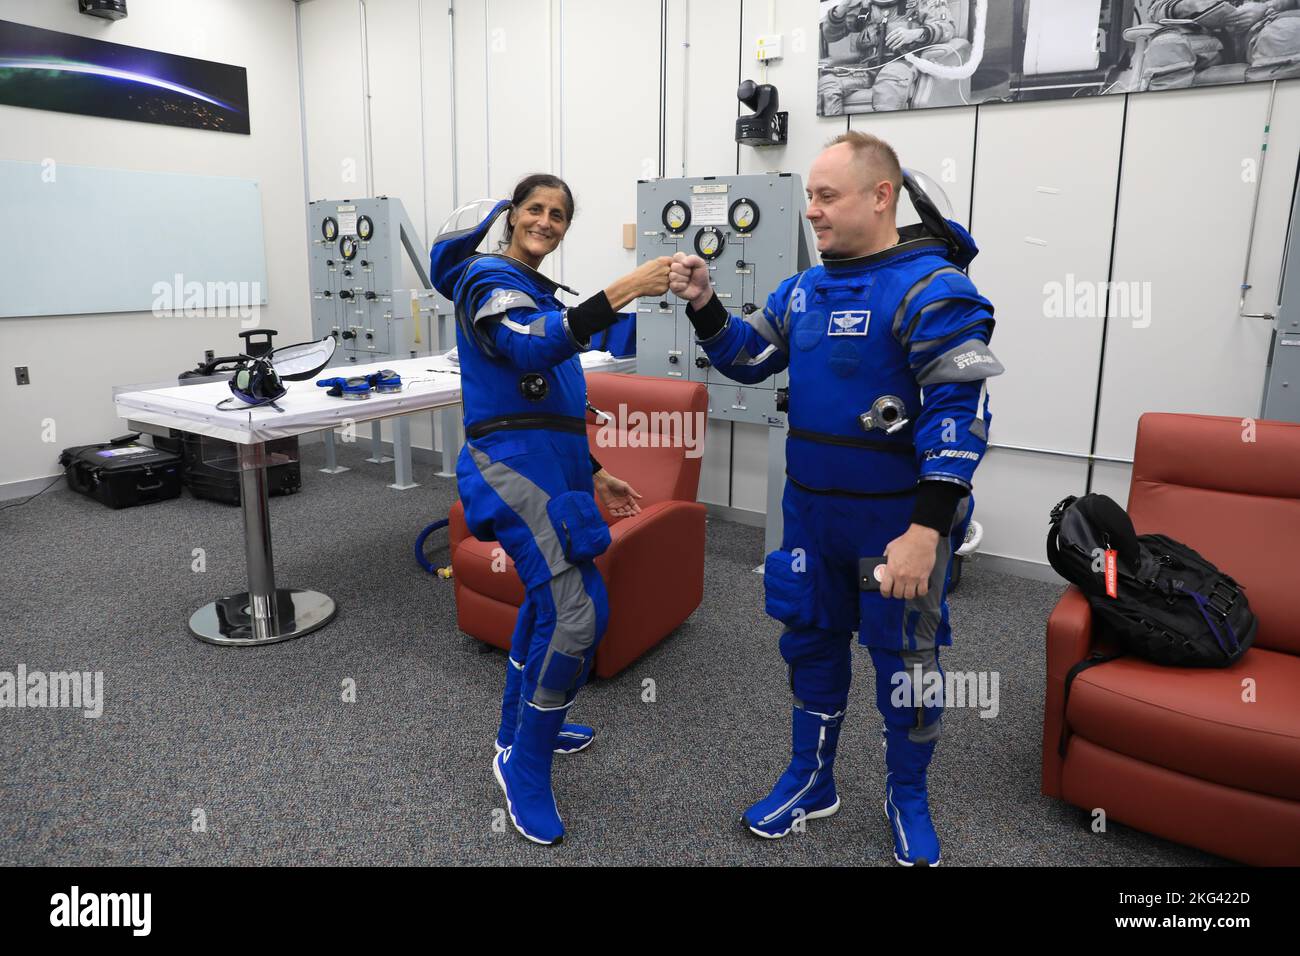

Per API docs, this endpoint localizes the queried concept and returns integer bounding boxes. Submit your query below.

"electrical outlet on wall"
[15,366,30,386]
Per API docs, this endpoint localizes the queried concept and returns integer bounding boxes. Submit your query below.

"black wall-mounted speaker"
[79,1,129,21]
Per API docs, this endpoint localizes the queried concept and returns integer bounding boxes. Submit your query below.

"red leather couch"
[1042,413,1300,865]
[448,373,708,678]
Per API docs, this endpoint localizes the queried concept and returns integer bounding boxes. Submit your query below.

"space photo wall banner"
[0,19,250,133]
[817,0,1300,117]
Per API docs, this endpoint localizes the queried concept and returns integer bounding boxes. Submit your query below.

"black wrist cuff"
[567,291,620,346]
[684,294,728,341]
[910,480,966,534]
[590,453,602,475]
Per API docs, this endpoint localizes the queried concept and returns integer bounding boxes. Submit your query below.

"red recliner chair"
[1042,412,1300,865]
[448,373,708,678]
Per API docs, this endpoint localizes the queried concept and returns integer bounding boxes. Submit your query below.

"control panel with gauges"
[308,197,441,364]
[636,173,815,427]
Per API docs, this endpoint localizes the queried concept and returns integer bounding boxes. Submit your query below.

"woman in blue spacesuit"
[430,174,672,845]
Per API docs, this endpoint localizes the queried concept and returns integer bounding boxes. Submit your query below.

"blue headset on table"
[217,336,340,412]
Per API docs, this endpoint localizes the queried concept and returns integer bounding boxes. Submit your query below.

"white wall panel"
[1095,85,1281,459]
[301,0,368,199]
[970,96,1123,453]
[365,0,433,309]
[664,0,742,179]
[452,0,490,203]
[1090,460,1133,510]
[729,421,769,513]
[697,421,732,507]
[421,0,458,224]
[485,0,554,200]
[1239,82,1300,331]
[560,0,662,299]
[973,449,1088,564]
[366,0,427,228]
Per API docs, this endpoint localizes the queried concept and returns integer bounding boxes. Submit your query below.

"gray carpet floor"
[0,441,1224,866]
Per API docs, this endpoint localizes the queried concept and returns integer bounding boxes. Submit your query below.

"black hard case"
[59,437,183,509]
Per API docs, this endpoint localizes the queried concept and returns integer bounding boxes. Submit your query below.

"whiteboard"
[0,160,268,319]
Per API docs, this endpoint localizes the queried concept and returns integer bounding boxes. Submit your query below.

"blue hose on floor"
[415,518,450,574]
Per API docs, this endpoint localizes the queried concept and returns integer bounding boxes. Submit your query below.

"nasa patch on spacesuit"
[827,309,871,335]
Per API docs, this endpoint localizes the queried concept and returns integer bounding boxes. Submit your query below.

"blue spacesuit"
[686,215,1001,864]
[431,201,620,845]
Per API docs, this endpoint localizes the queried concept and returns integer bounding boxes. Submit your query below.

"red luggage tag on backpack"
[1104,549,1118,598]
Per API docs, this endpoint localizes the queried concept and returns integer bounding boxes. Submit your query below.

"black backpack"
[1046,494,1258,755]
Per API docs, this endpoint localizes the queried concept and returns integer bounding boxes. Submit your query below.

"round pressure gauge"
[694,226,725,260]
[339,236,358,261]
[322,217,338,241]
[357,215,374,241]
[729,198,760,233]
[662,200,690,234]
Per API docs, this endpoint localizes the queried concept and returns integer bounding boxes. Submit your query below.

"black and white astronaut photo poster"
[816,0,1300,116]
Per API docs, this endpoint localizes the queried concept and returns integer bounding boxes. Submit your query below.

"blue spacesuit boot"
[744,703,845,838]
[495,659,595,754]
[494,602,594,755]
[492,700,570,846]
[873,646,944,866]
[744,628,852,838]
[883,728,940,867]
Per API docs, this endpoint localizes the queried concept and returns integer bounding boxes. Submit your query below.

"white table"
[114,351,635,647]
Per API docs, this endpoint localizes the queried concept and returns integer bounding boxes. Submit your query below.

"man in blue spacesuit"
[431,175,670,845]
[669,132,1001,865]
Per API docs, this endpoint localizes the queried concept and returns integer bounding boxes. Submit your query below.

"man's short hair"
[825,130,902,204]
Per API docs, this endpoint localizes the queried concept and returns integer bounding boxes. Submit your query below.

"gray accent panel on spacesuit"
[732,343,779,367]
[900,647,943,744]
[780,273,809,336]
[901,495,969,652]
[474,289,540,327]
[915,340,1005,386]
[468,444,570,578]
[745,309,788,353]
[532,566,599,707]
[892,267,964,344]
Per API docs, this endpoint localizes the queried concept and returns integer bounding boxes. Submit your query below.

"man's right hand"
[669,252,713,310]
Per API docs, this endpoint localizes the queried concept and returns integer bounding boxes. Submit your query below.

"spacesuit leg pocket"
[546,491,611,563]
[537,649,585,703]
[764,549,816,631]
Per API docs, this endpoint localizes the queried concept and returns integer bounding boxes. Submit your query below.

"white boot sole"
[492,751,562,846]
[746,797,841,839]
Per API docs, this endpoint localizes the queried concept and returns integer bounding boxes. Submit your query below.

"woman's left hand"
[594,470,643,518]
